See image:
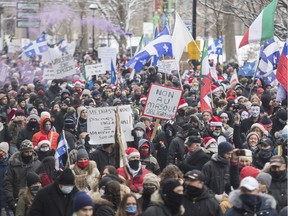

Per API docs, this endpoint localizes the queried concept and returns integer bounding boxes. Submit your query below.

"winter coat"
[117,166,150,193]
[31,116,59,150]
[179,148,211,174]
[93,197,115,216]
[89,147,115,173]
[3,151,40,210]
[0,122,11,143]
[29,182,78,216]
[9,118,26,148]
[15,189,33,216]
[17,124,39,149]
[142,191,185,216]
[70,160,100,192]
[224,190,278,216]
[202,153,239,195]
[182,187,220,216]
[270,172,287,211]
[167,132,186,165]
[0,157,8,209]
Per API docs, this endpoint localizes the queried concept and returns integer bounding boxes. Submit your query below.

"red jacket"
[118,166,150,193]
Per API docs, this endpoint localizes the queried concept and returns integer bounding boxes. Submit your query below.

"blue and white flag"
[256,39,280,84]
[238,61,257,77]
[20,33,48,58]
[126,26,173,72]
[208,37,223,55]
[111,59,117,84]
[57,38,68,53]
[151,26,159,66]
[55,131,70,169]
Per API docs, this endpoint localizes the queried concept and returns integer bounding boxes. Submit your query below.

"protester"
[116,193,141,216]
[72,191,94,216]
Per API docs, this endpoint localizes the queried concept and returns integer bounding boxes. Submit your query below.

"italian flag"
[239,0,277,48]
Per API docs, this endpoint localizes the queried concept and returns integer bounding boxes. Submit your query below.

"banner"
[98,47,117,71]
[52,54,76,78]
[143,84,182,120]
[157,59,179,73]
[43,68,55,80]
[88,105,134,145]
[85,63,106,78]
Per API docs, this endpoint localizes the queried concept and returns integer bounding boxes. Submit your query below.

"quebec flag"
[238,61,257,77]
[126,26,173,72]
[57,38,68,53]
[111,59,117,84]
[55,131,70,169]
[256,39,280,84]
[20,33,48,58]
[208,37,223,55]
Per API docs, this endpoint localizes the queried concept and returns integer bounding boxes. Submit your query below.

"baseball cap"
[270,156,286,167]
[240,176,259,191]
[184,170,205,182]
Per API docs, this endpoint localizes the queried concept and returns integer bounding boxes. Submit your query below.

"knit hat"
[218,141,234,156]
[26,172,41,187]
[40,111,51,118]
[184,170,205,182]
[247,132,260,142]
[238,149,253,163]
[203,137,217,148]
[184,135,201,145]
[209,116,223,127]
[260,115,272,126]
[91,89,100,96]
[27,114,40,123]
[58,169,75,185]
[259,138,273,147]
[220,112,229,120]
[37,136,51,149]
[113,98,122,106]
[20,140,33,152]
[256,172,272,188]
[15,109,25,117]
[0,142,9,154]
[73,191,94,212]
[64,117,76,129]
[240,166,260,181]
[98,176,113,189]
[133,122,146,131]
[178,98,188,109]
[143,173,160,189]
[161,178,181,195]
[77,149,89,160]
[240,176,259,190]
[125,147,140,160]
[251,123,268,136]
[17,97,26,104]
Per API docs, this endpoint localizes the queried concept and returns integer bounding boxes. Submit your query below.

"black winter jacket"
[167,132,186,165]
[270,172,287,211]
[89,147,115,173]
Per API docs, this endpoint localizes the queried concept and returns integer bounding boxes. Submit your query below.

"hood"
[60,89,71,97]
[92,196,114,208]
[138,138,150,149]
[39,116,52,133]
[77,106,87,119]
[9,151,38,166]
[163,119,177,136]
[228,189,277,209]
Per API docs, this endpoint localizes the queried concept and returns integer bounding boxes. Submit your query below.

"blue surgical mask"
[126,205,137,213]
[44,125,51,132]
[212,131,220,137]
[40,147,50,152]
[135,130,144,138]
[60,185,74,194]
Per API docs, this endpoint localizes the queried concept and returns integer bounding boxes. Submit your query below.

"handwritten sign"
[85,63,106,78]
[88,105,134,145]
[98,47,117,71]
[143,84,182,120]
[52,54,76,78]
[43,68,55,80]
[157,59,179,73]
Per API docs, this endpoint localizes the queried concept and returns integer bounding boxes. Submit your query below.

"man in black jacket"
[183,170,220,216]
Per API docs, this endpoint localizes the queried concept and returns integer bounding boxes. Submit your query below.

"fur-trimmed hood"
[9,151,38,166]
[92,196,114,208]
[150,190,185,215]
[228,189,277,209]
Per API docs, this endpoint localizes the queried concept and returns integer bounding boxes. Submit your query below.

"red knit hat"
[209,116,223,127]
[203,137,217,148]
[37,136,51,149]
[240,166,260,181]
[178,98,188,109]
[126,147,140,160]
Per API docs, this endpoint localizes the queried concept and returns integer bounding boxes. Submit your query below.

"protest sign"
[85,63,106,78]
[98,47,117,71]
[52,54,76,78]
[8,39,21,54]
[143,84,182,120]
[88,105,134,145]
[43,68,55,80]
[157,59,179,73]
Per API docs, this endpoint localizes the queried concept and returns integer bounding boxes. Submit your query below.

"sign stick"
[150,118,160,142]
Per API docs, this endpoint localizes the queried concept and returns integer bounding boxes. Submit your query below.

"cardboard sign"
[157,59,179,73]
[98,47,117,71]
[143,84,182,120]
[43,68,55,80]
[85,63,106,78]
[88,105,134,145]
[52,54,76,78]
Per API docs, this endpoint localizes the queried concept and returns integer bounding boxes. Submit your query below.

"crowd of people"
[0,52,286,216]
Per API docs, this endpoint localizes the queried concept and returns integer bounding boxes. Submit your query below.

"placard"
[157,59,179,73]
[52,54,76,78]
[85,63,106,78]
[8,39,21,54]
[88,105,134,145]
[43,68,55,80]
[98,47,117,71]
[143,84,182,120]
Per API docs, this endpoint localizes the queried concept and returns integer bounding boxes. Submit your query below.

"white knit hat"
[0,142,9,154]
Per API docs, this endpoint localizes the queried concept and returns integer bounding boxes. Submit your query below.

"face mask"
[162,191,183,214]
[270,170,286,180]
[258,149,272,159]
[208,143,218,153]
[186,185,204,197]
[165,128,173,137]
[28,121,38,128]
[241,112,249,120]
[128,160,140,170]
[22,155,33,164]
[192,87,198,91]
[44,125,51,132]
[135,130,144,138]
[178,109,185,116]
[240,194,260,206]
[40,147,50,152]
[30,185,41,196]
[77,160,89,169]
[126,205,137,213]
[81,139,85,145]
[140,149,149,157]
[250,107,260,117]
[99,189,105,196]
[143,186,156,196]
[60,185,74,194]
[212,131,220,137]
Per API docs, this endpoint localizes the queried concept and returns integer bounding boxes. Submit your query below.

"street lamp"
[89,4,97,50]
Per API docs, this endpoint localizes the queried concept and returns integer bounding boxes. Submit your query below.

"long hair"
[102,181,121,211]
[36,156,57,180]
[159,164,183,186]
[116,193,141,216]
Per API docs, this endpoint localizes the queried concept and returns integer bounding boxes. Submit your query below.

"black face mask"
[28,121,38,128]
[128,160,140,170]
[134,95,141,101]
[258,149,273,160]
[185,185,204,198]
[240,194,260,208]
[143,186,156,196]
[165,128,173,137]
[30,185,41,197]
[21,155,33,164]
[270,170,286,180]
[178,109,185,116]
[162,191,183,214]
